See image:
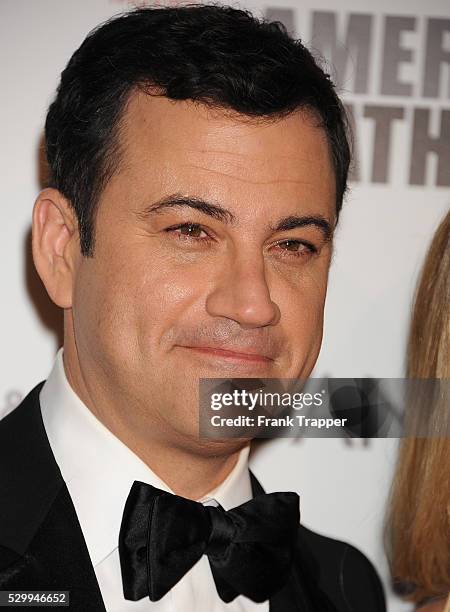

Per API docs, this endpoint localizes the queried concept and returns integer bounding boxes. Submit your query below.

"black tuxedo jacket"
[0,383,386,611]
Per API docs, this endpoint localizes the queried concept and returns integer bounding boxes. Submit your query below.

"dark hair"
[45,3,350,256]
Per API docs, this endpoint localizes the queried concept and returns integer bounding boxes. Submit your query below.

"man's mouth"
[180,345,274,364]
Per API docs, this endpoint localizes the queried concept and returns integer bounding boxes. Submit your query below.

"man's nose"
[205,254,280,329]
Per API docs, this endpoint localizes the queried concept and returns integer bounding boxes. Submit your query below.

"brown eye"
[178,223,203,237]
[281,240,302,252]
[278,240,313,253]
[165,222,211,242]
[272,239,317,259]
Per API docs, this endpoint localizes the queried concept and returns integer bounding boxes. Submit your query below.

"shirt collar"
[39,349,252,567]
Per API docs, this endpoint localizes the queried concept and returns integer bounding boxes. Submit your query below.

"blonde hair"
[385,210,450,605]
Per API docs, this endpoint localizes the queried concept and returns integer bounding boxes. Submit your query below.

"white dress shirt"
[39,349,269,612]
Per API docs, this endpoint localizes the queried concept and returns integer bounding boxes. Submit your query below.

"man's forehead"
[121,91,330,164]
[114,92,335,215]
[96,93,335,233]
[103,92,336,227]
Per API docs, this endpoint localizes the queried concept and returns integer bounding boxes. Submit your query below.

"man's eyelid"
[270,229,332,252]
[165,221,216,239]
[273,239,317,252]
[269,224,332,243]
[269,235,319,250]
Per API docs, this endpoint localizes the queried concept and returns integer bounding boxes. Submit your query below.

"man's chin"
[170,417,252,456]
[188,437,252,457]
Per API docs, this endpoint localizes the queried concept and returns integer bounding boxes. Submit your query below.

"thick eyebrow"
[271,215,333,242]
[139,194,235,225]
[139,193,333,241]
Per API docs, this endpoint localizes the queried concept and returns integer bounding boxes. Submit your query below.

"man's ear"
[32,188,80,309]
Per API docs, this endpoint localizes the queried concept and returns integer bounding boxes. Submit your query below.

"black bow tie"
[118,481,300,603]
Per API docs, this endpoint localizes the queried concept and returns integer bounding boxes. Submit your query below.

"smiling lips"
[182,345,274,363]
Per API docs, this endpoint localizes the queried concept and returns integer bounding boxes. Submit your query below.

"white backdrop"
[1,1,449,610]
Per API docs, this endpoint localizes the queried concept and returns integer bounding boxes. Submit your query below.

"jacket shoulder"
[0,383,64,557]
[0,382,45,444]
[297,525,387,612]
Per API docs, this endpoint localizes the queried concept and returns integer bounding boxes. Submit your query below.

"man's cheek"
[124,272,201,347]
[143,267,204,311]
[280,283,325,322]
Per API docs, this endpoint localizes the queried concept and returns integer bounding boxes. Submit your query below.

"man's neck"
[112,434,244,499]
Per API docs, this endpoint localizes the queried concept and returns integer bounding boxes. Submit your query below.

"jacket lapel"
[0,384,106,611]
[250,471,337,612]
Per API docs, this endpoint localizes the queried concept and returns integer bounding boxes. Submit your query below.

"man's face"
[69,93,336,443]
